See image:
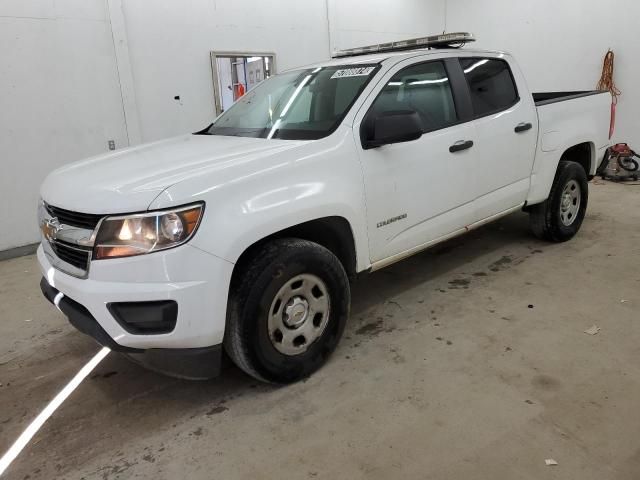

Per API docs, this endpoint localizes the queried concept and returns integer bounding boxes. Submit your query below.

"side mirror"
[362,110,423,149]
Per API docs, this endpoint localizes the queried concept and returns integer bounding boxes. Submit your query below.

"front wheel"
[529,160,589,242]
[224,238,350,384]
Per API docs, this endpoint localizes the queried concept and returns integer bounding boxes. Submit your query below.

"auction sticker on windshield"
[330,67,376,79]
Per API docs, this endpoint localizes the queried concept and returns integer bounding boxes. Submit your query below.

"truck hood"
[40,134,305,213]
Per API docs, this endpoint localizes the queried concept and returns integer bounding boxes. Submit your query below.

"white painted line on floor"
[0,347,111,477]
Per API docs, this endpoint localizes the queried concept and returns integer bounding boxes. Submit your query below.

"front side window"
[206,65,378,140]
[460,58,519,116]
[367,61,458,133]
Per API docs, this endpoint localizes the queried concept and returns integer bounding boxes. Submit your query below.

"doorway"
[210,52,276,116]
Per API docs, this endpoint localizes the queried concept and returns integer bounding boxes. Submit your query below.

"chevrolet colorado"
[38,34,612,383]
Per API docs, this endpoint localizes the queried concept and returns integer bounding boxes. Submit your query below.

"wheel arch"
[231,216,360,284]
[559,141,595,179]
[527,140,596,206]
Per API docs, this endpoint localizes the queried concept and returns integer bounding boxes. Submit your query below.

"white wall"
[120,0,444,142]
[445,0,639,147]
[1,0,437,252]
[0,0,128,251]
[327,0,444,52]
[120,0,331,142]
[2,0,639,252]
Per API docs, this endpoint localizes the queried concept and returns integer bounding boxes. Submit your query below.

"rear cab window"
[459,58,519,117]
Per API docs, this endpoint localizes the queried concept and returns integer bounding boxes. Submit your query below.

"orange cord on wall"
[597,50,620,104]
[597,50,620,139]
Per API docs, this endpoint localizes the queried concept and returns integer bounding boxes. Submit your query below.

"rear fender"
[527,139,598,205]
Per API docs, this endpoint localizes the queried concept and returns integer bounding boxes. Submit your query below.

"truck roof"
[289,48,508,72]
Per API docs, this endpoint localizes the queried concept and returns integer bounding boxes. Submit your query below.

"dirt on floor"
[0,180,639,480]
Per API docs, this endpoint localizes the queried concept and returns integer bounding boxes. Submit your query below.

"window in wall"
[460,58,519,116]
[211,52,276,115]
[369,61,457,133]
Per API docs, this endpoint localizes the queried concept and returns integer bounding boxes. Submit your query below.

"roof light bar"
[332,32,475,59]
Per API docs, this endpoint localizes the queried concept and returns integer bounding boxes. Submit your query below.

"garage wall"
[445,0,639,147]
[121,0,441,143]
[326,0,444,52]
[0,0,129,252]
[1,0,441,252]
[120,0,331,143]
[3,0,638,253]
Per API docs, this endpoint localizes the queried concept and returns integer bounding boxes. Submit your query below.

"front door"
[355,57,478,264]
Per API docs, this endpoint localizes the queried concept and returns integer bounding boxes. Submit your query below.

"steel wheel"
[559,179,581,226]
[529,161,588,242]
[267,273,331,356]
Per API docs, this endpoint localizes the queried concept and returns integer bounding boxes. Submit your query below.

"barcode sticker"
[330,67,376,79]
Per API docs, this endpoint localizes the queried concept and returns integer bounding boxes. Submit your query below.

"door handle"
[449,140,474,153]
[514,122,532,133]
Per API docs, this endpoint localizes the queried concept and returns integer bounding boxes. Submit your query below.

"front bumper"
[41,278,222,378]
[40,277,140,353]
[37,243,235,377]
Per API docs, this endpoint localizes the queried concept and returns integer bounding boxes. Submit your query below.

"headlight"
[94,203,204,259]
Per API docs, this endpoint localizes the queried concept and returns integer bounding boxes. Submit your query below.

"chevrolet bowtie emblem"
[41,217,61,242]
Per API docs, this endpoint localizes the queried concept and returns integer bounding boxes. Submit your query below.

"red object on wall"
[233,83,246,101]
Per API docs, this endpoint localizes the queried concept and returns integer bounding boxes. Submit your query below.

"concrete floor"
[1,181,639,480]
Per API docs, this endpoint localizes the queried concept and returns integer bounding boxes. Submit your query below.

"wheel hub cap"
[267,273,331,356]
[559,179,581,226]
[284,297,309,328]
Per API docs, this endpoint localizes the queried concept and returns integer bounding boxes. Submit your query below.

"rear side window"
[460,58,518,117]
[368,61,457,133]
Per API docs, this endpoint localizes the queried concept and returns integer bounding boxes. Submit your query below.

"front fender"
[150,128,372,272]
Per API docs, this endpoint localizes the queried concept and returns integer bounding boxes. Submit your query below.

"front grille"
[50,241,91,270]
[45,204,104,230]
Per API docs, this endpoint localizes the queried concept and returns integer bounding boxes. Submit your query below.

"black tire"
[529,160,589,242]
[224,238,350,384]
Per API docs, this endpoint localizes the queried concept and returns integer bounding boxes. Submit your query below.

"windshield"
[206,64,379,140]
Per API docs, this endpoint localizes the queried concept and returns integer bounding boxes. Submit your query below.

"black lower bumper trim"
[40,277,141,353]
[126,345,223,380]
[39,277,223,379]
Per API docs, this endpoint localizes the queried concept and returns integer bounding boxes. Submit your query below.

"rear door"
[457,56,538,220]
[354,56,478,264]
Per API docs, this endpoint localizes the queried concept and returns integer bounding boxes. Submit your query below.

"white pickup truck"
[38,34,611,383]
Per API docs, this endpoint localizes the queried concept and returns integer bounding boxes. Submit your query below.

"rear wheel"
[224,238,350,384]
[529,160,589,242]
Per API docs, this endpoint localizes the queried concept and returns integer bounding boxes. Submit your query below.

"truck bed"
[533,90,607,106]
[526,88,611,204]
